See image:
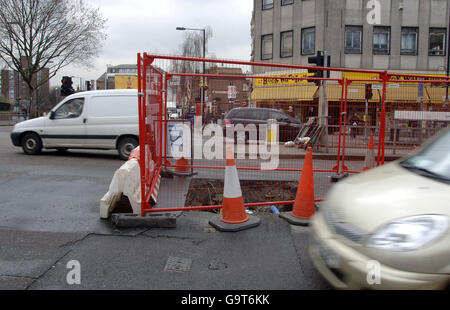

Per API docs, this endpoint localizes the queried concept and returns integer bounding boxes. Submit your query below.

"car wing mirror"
[49,111,55,119]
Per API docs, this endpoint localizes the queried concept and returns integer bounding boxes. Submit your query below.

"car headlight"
[367,215,448,252]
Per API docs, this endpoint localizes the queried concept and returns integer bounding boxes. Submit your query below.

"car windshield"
[400,129,450,183]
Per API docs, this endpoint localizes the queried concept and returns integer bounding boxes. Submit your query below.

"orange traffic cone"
[280,147,315,226]
[209,146,261,232]
[363,133,375,171]
[175,157,190,173]
[221,146,247,224]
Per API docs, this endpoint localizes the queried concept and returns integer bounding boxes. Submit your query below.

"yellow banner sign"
[254,73,314,87]
[343,72,447,85]
[255,71,447,87]
[342,72,380,80]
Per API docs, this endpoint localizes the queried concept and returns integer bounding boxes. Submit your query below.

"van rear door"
[43,97,86,147]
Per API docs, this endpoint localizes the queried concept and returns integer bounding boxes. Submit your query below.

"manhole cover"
[164,256,192,273]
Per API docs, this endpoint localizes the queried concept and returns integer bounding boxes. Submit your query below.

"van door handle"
[83,118,87,124]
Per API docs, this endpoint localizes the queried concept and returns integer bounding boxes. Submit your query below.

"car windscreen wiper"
[399,161,450,184]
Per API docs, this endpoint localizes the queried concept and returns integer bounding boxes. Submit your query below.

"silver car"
[310,128,450,290]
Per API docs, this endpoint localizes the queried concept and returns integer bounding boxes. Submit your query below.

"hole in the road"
[185,179,295,214]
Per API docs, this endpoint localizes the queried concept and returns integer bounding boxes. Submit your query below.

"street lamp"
[176,26,206,119]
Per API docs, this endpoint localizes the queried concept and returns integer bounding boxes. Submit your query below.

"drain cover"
[164,256,192,273]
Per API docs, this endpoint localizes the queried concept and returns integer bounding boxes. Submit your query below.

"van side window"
[54,98,85,119]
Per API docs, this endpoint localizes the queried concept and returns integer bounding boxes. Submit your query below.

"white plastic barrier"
[99,158,141,219]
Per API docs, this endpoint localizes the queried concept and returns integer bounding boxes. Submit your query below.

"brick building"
[206,66,250,116]
[1,58,50,113]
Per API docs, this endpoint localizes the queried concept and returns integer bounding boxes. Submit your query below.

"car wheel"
[118,137,138,160]
[21,133,42,155]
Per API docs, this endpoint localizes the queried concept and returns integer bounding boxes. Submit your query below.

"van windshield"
[399,129,450,183]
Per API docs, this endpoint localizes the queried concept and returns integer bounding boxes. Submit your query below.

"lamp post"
[176,26,206,119]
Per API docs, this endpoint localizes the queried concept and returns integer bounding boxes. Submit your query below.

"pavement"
[0,125,332,290]
[0,212,332,290]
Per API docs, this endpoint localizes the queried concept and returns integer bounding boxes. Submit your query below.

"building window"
[262,0,274,10]
[429,28,446,56]
[281,31,293,58]
[401,27,418,55]
[301,27,315,55]
[373,26,390,55]
[345,26,363,54]
[261,34,273,60]
[281,0,294,5]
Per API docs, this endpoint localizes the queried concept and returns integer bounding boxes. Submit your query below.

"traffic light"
[61,76,74,96]
[86,81,91,91]
[365,84,373,100]
[307,51,331,86]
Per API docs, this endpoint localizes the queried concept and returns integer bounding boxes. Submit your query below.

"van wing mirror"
[49,111,55,119]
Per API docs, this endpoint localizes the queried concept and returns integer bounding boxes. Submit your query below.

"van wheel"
[118,137,138,160]
[22,133,42,155]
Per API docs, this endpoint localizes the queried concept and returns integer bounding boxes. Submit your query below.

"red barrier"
[137,53,450,215]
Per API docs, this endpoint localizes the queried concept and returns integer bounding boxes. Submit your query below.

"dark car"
[223,107,302,142]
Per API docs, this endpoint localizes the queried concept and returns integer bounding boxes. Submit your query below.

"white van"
[10,89,139,160]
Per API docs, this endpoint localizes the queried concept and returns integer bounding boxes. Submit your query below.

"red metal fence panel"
[138,54,164,215]
[137,53,450,216]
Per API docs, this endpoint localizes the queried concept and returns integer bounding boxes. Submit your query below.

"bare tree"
[0,0,107,117]
[170,26,213,115]
[171,26,213,74]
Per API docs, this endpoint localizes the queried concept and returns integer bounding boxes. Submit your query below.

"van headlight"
[367,215,448,252]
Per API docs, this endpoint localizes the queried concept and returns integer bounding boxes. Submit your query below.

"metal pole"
[365,98,368,140]
[323,51,329,152]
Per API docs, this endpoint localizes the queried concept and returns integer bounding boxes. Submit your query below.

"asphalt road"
[0,126,128,233]
[0,125,332,291]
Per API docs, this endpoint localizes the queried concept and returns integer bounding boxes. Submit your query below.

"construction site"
[99,53,450,230]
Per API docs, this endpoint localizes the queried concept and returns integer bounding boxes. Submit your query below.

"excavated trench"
[184,179,298,214]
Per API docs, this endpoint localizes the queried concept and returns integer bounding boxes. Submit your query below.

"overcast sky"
[52,0,253,88]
